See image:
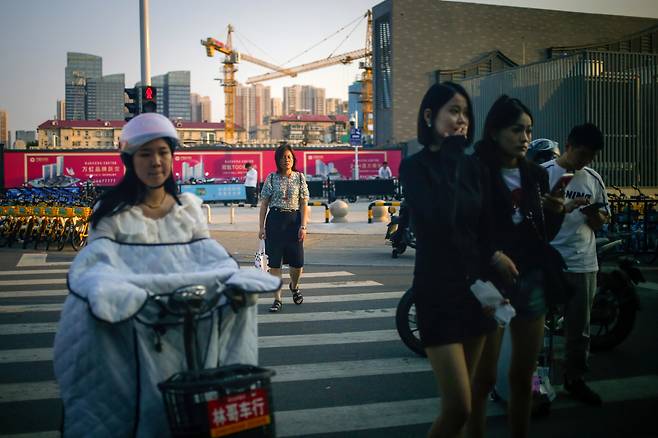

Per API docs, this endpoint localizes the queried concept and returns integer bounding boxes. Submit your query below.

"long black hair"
[89,138,180,229]
[475,95,533,168]
[274,144,298,173]
[417,82,475,147]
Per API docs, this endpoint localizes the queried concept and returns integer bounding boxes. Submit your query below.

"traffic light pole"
[140,0,151,86]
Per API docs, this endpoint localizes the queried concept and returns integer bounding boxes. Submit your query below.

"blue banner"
[180,183,246,202]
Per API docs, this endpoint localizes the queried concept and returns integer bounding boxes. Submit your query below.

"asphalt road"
[0,236,657,437]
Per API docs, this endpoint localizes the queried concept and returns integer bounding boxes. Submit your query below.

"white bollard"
[201,204,213,224]
[229,205,236,224]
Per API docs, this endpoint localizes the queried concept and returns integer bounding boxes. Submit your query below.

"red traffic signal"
[142,86,157,113]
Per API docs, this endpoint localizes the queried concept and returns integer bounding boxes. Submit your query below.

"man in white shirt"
[542,123,608,406]
[244,163,258,207]
[378,161,393,179]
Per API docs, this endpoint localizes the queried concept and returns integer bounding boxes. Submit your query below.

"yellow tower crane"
[201,26,296,143]
[203,11,373,143]
[246,10,373,139]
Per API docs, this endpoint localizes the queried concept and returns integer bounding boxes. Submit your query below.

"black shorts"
[265,208,304,269]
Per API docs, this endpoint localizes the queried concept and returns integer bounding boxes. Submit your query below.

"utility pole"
[140,0,151,86]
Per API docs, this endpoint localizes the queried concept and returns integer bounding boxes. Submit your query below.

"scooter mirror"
[388,206,397,214]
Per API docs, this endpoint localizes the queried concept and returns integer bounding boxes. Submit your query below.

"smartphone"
[552,172,574,193]
[580,202,606,213]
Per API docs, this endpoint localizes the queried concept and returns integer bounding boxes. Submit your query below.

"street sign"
[350,128,362,146]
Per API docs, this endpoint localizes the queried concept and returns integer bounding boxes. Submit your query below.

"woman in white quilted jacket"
[88,112,209,243]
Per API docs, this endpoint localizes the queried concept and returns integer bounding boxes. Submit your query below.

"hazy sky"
[1,0,657,133]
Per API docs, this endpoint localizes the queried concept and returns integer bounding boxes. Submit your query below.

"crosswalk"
[1,253,658,437]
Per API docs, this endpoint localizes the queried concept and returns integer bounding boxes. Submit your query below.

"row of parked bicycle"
[604,185,658,264]
[0,186,101,251]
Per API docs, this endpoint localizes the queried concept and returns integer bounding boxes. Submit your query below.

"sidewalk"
[207,200,415,267]
[206,200,389,235]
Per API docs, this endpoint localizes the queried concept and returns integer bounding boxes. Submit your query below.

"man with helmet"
[527,138,561,165]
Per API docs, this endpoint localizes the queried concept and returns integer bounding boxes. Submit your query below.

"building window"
[375,14,392,110]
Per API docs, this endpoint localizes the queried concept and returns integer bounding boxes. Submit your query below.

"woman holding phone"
[400,83,517,438]
[466,96,575,438]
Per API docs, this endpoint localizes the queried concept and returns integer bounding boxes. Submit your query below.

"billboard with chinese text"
[3,149,402,188]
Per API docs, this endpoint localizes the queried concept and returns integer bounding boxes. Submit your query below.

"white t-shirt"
[245,168,258,188]
[542,159,609,272]
[378,166,392,179]
[89,192,210,244]
[501,167,524,225]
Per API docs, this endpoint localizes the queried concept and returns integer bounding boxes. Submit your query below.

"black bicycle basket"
[158,364,275,437]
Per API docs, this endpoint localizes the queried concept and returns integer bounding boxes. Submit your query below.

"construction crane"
[201,27,296,143]
[246,10,373,138]
[202,11,373,142]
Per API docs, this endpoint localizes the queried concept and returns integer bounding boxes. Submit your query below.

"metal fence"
[458,51,658,187]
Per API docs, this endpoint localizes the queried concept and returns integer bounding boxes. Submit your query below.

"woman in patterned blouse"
[259,144,310,312]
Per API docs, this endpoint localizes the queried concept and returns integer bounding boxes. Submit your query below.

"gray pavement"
[208,200,416,267]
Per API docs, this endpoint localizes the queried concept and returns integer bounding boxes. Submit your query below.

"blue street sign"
[350,128,362,146]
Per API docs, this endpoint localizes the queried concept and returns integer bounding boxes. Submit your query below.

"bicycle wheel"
[33,219,49,250]
[58,220,72,251]
[71,220,89,251]
[46,219,62,251]
[22,218,36,249]
[0,217,13,247]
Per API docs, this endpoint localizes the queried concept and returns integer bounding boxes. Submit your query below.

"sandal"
[290,283,304,305]
[269,299,282,313]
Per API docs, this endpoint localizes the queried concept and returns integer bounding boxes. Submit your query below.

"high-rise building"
[166,71,191,120]
[190,93,201,122]
[348,81,363,128]
[65,52,102,120]
[235,84,251,132]
[325,98,343,115]
[314,88,326,115]
[190,93,213,122]
[56,100,66,120]
[0,110,8,146]
[271,97,283,118]
[284,85,326,115]
[200,96,212,122]
[87,74,125,120]
[283,85,302,115]
[250,84,271,127]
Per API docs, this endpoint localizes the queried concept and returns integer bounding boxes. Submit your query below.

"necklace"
[144,191,167,209]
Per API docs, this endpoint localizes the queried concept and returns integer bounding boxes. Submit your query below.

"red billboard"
[3,152,125,188]
[173,151,268,183]
[3,149,402,188]
[302,150,400,179]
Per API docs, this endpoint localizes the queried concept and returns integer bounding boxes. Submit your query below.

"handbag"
[254,239,269,272]
[527,184,574,306]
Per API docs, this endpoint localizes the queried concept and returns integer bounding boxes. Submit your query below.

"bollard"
[329,200,349,223]
[368,201,401,223]
[307,201,330,224]
[201,204,213,224]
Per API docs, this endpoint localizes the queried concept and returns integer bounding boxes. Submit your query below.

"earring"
[427,122,431,127]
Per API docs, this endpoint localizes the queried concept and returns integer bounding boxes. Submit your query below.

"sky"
[1,0,657,134]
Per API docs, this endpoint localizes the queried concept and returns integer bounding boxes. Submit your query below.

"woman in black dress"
[466,96,567,438]
[400,83,517,438]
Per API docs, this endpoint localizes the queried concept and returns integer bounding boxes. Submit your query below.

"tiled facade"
[372,0,658,148]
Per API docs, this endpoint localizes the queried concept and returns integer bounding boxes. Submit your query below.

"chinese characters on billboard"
[3,149,401,188]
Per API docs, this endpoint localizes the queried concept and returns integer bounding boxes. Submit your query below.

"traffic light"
[124,87,140,121]
[142,86,157,113]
